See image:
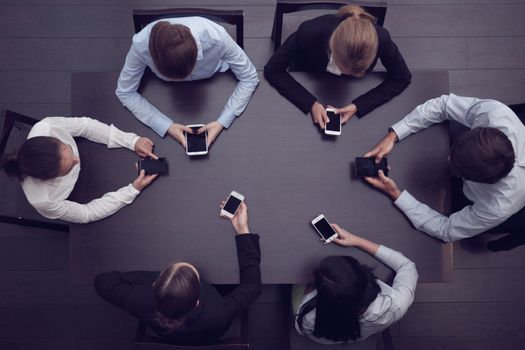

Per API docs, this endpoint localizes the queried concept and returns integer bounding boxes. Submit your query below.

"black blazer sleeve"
[93,271,161,326]
[221,234,262,318]
[264,27,318,114]
[352,27,412,117]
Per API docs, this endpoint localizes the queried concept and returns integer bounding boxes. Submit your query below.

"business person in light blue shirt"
[363,94,525,251]
[116,17,259,148]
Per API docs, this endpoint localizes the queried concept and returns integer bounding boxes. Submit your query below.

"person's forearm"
[50,184,140,224]
[354,236,380,256]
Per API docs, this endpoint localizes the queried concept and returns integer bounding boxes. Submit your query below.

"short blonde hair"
[329,5,378,75]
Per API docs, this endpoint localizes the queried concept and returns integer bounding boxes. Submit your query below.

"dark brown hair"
[149,22,198,80]
[450,127,515,184]
[330,5,378,75]
[1,136,62,180]
[153,264,200,330]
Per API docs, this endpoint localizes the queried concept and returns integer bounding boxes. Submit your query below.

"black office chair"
[509,102,525,120]
[134,310,250,349]
[133,8,244,49]
[0,110,68,232]
[271,0,387,51]
[289,317,394,350]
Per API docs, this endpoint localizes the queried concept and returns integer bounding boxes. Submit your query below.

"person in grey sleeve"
[116,17,259,150]
[293,223,418,344]
[363,94,525,251]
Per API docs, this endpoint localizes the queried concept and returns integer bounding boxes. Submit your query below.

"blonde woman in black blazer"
[264,5,411,130]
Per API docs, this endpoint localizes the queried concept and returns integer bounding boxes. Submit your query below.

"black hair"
[1,136,62,180]
[296,256,380,342]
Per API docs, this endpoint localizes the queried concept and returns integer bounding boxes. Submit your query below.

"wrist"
[390,188,402,201]
[387,129,399,142]
[349,236,365,249]
[236,226,250,235]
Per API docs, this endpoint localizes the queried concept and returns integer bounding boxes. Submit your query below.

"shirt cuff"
[390,120,412,141]
[108,125,140,150]
[394,190,417,212]
[129,135,140,151]
[127,183,141,196]
[150,115,174,137]
[217,111,236,129]
[374,244,391,260]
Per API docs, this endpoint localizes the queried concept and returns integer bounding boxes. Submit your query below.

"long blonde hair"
[329,5,378,75]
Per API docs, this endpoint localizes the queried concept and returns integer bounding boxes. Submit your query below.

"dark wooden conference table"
[70,70,452,284]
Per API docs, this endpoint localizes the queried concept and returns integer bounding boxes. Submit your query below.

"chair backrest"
[134,310,249,350]
[509,102,525,124]
[272,0,388,51]
[133,8,244,48]
[0,110,69,232]
[0,110,38,156]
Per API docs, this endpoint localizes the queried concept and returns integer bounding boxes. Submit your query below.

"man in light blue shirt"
[363,94,525,251]
[116,17,259,148]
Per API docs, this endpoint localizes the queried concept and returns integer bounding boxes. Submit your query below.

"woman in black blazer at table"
[93,202,261,345]
[264,5,411,130]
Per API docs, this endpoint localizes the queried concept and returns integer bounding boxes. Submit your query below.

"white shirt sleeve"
[116,44,174,137]
[394,190,506,242]
[41,116,140,150]
[216,28,259,129]
[32,184,140,224]
[374,245,418,321]
[390,94,483,140]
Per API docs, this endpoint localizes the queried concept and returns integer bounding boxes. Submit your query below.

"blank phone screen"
[224,196,242,215]
[187,127,207,152]
[325,111,341,132]
[139,158,168,175]
[314,217,337,240]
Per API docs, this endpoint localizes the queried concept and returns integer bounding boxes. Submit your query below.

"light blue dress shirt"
[116,17,259,136]
[391,94,525,242]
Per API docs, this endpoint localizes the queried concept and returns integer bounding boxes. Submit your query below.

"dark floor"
[1,0,525,349]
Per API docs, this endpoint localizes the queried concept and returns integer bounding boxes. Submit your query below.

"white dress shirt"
[390,94,525,242]
[116,17,259,137]
[295,245,418,344]
[21,117,141,224]
[326,54,342,76]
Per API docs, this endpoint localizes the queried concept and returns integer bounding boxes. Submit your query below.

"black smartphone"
[138,157,168,175]
[355,157,388,177]
[325,109,341,135]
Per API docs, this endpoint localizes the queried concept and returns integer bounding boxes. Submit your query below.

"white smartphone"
[221,191,245,218]
[185,124,208,156]
[311,214,338,243]
[324,107,341,136]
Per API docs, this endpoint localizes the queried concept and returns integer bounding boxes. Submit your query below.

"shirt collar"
[188,28,203,61]
[326,54,342,76]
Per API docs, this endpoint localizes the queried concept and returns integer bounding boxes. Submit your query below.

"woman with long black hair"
[293,224,418,343]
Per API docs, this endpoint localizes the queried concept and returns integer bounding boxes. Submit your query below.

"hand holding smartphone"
[185,124,208,156]
[355,157,388,177]
[325,107,341,136]
[311,214,338,243]
[220,191,245,219]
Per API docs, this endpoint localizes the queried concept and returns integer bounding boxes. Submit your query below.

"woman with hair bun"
[264,5,411,131]
[1,116,159,224]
